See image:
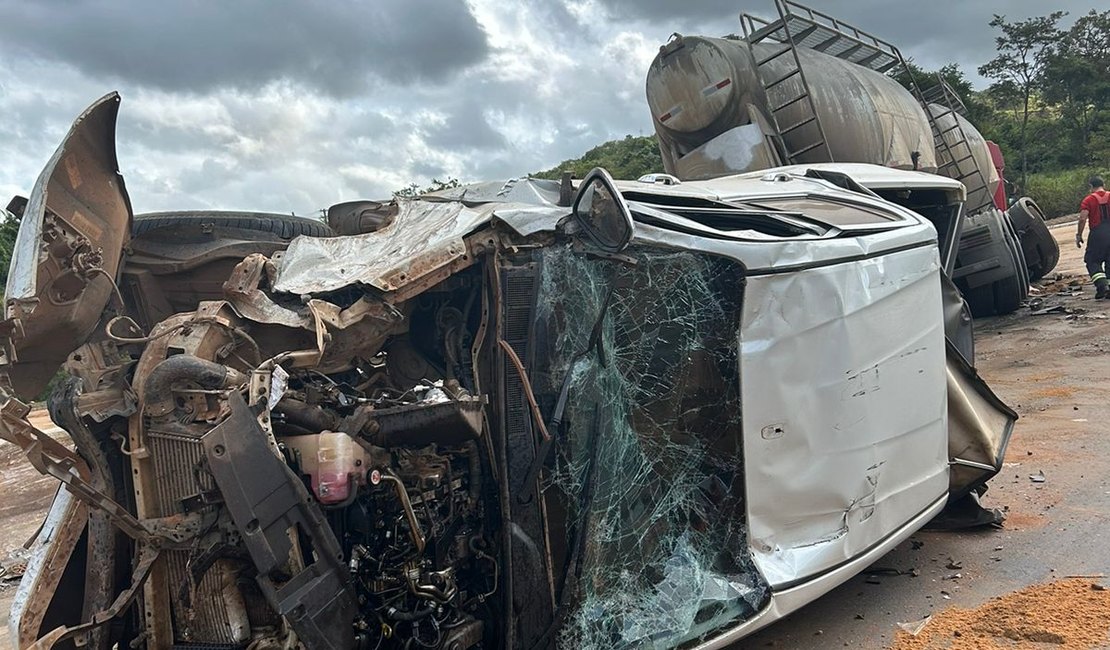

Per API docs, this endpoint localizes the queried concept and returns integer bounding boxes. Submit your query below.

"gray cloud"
[0,0,1092,221]
[425,102,507,150]
[0,0,489,96]
[598,0,1095,80]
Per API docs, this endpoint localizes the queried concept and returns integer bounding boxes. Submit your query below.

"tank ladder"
[740,0,912,164]
[919,77,994,214]
[740,5,832,164]
[739,1,994,213]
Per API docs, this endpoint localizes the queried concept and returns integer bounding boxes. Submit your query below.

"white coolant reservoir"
[314,431,365,505]
[280,431,369,505]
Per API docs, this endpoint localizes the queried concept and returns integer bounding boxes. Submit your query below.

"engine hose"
[143,355,247,417]
[274,397,339,432]
[386,604,435,622]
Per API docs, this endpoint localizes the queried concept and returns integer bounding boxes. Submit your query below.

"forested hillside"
[532,135,663,181]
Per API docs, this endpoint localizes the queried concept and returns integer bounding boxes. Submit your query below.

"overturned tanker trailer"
[1,94,1015,649]
[645,0,1059,315]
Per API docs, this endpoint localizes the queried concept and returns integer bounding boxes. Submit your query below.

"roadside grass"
[1025,168,1109,218]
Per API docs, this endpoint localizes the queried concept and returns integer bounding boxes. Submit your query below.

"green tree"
[0,208,22,288]
[1040,10,1110,166]
[978,11,1066,190]
[532,135,663,181]
[393,176,462,198]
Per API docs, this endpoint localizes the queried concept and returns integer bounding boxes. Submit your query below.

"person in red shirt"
[1076,176,1110,299]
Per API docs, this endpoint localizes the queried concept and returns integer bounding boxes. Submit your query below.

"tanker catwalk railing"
[738,0,994,213]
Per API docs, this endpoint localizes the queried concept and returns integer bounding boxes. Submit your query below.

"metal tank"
[647,35,937,177]
[929,103,1000,214]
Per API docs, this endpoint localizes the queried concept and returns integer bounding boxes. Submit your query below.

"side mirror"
[572,168,634,253]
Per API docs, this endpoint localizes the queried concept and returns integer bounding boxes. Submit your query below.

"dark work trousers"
[1085,222,1110,287]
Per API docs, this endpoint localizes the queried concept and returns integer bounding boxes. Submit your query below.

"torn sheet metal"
[274,199,492,295]
[738,243,950,587]
[425,177,563,206]
[8,489,88,646]
[223,253,309,329]
[2,92,134,399]
[946,344,1017,499]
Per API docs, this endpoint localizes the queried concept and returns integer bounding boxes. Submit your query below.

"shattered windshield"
[535,244,768,648]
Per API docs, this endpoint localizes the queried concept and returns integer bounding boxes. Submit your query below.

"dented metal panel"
[946,344,1017,499]
[738,244,950,587]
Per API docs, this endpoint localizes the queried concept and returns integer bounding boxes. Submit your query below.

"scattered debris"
[0,547,30,582]
[946,559,963,570]
[1030,304,1069,315]
[896,615,932,636]
[1030,471,1047,483]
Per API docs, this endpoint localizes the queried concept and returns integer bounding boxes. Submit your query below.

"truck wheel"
[1007,198,1059,282]
[990,217,1028,316]
[133,211,333,239]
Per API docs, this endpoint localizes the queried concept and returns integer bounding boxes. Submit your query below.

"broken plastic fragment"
[896,615,932,636]
[268,365,289,410]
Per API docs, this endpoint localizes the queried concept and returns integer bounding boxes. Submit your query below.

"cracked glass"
[535,243,769,649]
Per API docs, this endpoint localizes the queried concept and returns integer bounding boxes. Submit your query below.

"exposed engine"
[105,262,504,650]
[254,279,495,650]
[275,381,495,650]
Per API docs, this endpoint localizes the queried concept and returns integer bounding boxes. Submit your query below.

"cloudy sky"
[0,0,1096,216]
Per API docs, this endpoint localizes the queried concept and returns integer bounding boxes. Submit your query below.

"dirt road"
[737,222,1110,649]
[0,411,64,649]
[0,224,1106,649]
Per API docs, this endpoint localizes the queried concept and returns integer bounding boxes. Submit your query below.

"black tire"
[1001,214,1030,293]
[1007,198,1059,282]
[989,215,1027,315]
[132,210,333,239]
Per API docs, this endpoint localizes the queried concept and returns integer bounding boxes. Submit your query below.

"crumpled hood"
[2,92,133,400]
[273,193,567,297]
